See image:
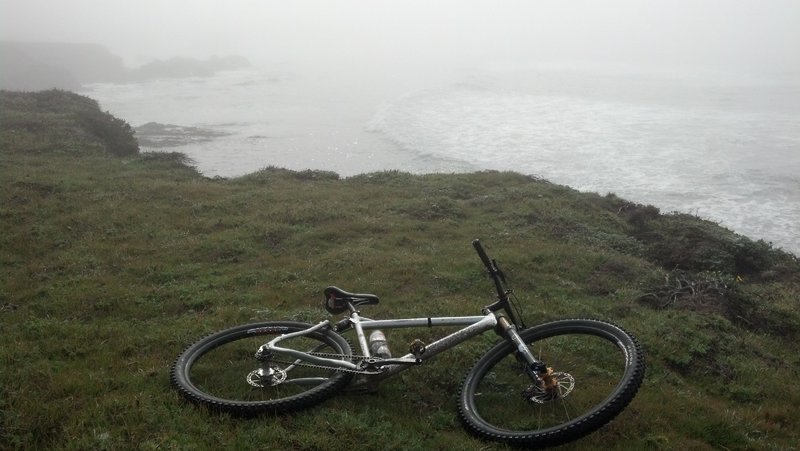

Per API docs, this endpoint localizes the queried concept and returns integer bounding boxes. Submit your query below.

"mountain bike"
[171,240,645,448]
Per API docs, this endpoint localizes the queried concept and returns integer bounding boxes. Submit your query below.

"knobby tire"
[458,319,645,447]
[171,321,353,415]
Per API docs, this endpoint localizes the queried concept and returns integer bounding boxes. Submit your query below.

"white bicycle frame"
[262,241,545,387]
[263,310,499,382]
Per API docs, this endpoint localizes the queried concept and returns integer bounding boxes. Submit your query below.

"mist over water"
[83,64,800,254]
[83,68,463,176]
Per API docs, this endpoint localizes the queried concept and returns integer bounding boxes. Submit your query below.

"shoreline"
[83,69,799,256]
[140,141,800,258]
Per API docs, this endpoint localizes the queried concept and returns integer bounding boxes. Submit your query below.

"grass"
[1,90,799,450]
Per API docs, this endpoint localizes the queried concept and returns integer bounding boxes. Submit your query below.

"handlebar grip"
[472,239,493,271]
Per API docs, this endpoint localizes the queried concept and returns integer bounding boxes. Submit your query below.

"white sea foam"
[366,78,800,255]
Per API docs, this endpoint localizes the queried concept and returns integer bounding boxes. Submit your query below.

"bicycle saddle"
[324,286,379,314]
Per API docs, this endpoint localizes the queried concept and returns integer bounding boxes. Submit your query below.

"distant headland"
[0,41,251,91]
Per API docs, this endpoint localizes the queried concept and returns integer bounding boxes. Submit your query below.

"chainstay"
[268,351,385,375]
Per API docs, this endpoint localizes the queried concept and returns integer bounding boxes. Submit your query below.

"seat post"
[347,302,371,357]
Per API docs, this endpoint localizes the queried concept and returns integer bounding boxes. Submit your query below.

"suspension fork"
[496,315,547,383]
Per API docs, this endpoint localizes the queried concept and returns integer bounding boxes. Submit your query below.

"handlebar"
[472,239,526,328]
[472,239,508,303]
[472,239,493,270]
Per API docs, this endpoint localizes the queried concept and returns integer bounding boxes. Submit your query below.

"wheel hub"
[524,369,575,404]
[247,367,287,388]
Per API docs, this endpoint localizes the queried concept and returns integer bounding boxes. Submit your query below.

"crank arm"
[373,357,422,366]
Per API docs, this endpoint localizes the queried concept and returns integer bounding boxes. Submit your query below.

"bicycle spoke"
[460,319,644,446]
[172,322,353,414]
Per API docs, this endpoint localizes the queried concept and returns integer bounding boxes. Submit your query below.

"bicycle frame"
[262,240,546,386]
[264,312,498,381]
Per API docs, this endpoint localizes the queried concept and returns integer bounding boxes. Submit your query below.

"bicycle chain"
[267,352,385,375]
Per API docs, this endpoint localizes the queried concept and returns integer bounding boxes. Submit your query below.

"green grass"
[2,90,799,450]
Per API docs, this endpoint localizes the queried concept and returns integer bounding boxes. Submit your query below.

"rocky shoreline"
[133,122,229,148]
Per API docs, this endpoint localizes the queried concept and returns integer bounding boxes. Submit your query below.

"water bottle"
[368,330,392,358]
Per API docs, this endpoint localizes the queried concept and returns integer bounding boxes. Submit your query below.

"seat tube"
[348,306,370,357]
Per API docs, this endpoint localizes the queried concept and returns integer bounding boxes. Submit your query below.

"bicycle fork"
[496,315,576,403]
[496,316,548,382]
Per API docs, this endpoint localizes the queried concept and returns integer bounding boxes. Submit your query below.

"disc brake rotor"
[524,371,576,404]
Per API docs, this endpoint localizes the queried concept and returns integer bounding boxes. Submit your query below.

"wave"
[367,81,800,254]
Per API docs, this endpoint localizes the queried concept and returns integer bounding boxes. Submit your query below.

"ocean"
[81,65,800,255]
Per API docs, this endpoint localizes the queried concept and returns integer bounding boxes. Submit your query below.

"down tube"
[377,313,498,379]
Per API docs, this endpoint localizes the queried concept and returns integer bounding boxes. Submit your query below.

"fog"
[3,0,799,78]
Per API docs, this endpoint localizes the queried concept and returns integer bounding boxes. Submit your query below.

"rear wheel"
[458,319,645,447]
[171,321,353,415]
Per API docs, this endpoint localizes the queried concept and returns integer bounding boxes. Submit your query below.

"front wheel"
[458,319,645,448]
[171,321,353,415]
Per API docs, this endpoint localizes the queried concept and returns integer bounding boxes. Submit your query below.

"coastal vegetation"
[1,90,798,449]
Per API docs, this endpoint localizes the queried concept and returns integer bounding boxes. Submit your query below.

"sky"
[2,0,799,77]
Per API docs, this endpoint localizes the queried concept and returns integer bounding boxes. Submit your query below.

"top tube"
[357,316,488,330]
